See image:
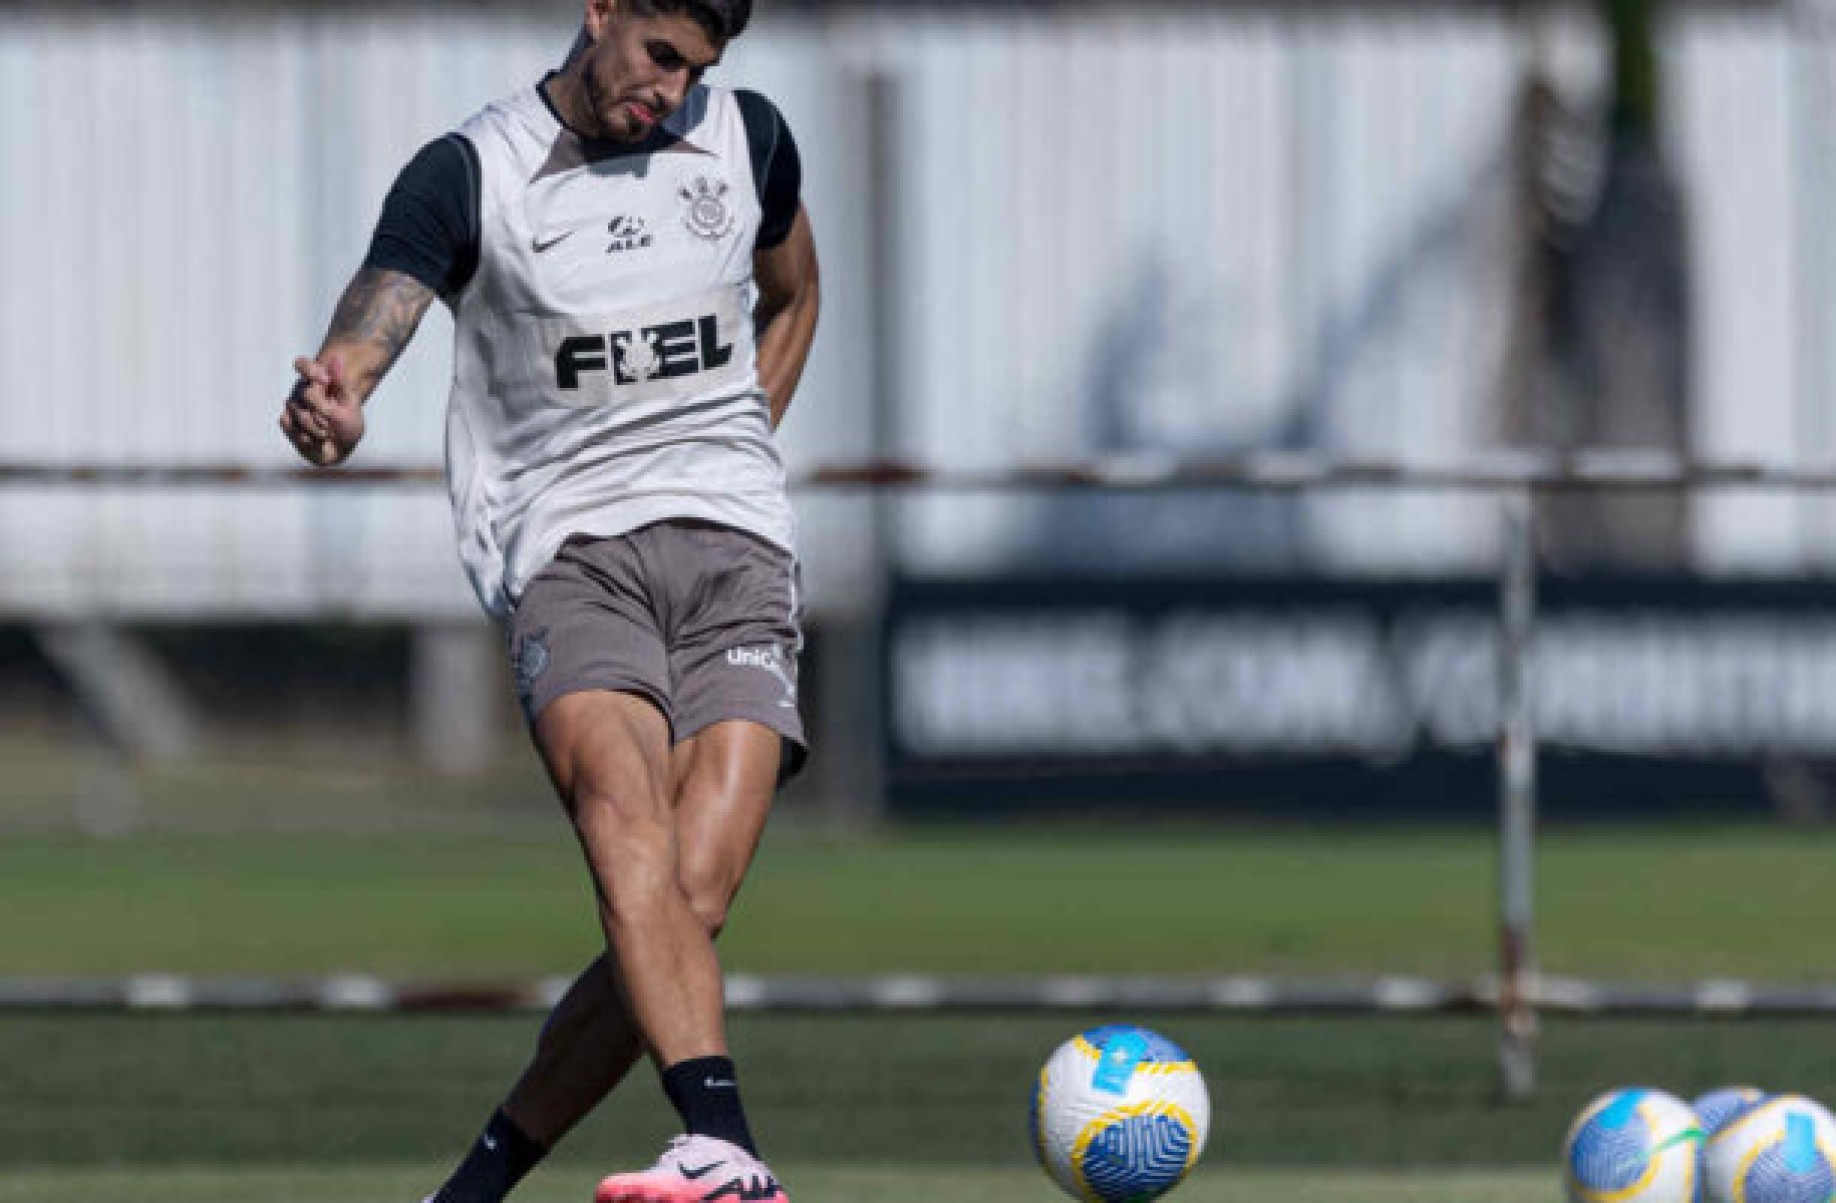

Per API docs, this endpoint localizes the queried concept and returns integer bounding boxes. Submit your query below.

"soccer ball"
[1563,1087,1705,1203]
[1704,1094,1836,1203]
[1030,1024,1211,1203]
[1694,1088,1769,1138]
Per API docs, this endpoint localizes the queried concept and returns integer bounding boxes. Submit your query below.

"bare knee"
[668,726,780,940]
[686,894,729,940]
[678,857,739,939]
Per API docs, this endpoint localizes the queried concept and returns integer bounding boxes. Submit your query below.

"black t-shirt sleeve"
[362,133,481,299]
[734,90,803,251]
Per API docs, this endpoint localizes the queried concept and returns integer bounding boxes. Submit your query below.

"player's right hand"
[280,354,366,466]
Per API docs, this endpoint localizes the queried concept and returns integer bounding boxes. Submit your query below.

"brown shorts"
[508,521,807,782]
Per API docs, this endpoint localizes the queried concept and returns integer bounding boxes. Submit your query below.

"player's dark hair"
[627,0,751,41]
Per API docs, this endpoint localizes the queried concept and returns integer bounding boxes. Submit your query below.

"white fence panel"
[0,8,1825,617]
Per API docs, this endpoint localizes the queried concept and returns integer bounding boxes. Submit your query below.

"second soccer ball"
[1562,1087,1704,1203]
[1703,1094,1836,1203]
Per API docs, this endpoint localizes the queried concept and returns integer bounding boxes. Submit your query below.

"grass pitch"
[7,1012,1834,1169]
[0,824,1830,980]
[0,1165,1554,1203]
[0,823,1830,1189]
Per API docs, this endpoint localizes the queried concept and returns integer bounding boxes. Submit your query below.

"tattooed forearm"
[323,267,436,391]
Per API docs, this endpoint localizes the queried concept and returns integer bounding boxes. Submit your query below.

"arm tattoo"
[326,267,436,378]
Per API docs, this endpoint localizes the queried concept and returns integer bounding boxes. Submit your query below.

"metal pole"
[813,66,899,833]
[1498,489,1539,1100]
[1793,0,1836,564]
[410,621,500,776]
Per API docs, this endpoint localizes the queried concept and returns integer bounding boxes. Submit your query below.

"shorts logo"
[727,643,798,709]
[514,629,551,702]
[679,175,736,241]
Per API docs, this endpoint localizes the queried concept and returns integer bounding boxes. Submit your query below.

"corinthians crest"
[678,175,736,241]
[512,628,550,706]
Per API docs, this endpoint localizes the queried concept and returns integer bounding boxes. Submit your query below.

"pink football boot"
[594,1134,788,1203]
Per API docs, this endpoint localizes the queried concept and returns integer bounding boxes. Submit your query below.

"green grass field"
[0,824,1831,980]
[2,823,1832,1198]
[0,1165,1555,1203]
[8,1012,1835,1167]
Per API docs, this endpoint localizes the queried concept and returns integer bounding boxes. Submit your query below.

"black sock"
[661,1055,758,1157]
[430,1108,547,1203]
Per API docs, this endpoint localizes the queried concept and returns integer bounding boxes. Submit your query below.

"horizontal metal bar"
[2,974,1833,1014]
[8,453,1836,492]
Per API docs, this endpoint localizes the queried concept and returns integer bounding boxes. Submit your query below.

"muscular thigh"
[670,721,782,918]
[535,690,673,826]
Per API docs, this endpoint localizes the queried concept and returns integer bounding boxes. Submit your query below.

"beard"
[579,63,654,142]
[580,69,617,139]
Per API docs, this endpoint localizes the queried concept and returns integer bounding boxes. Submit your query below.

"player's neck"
[540,70,600,141]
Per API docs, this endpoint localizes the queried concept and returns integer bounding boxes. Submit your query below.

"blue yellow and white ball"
[1704,1093,1836,1203]
[1563,1087,1705,1203]
[1695,1088,1770,1139]
[1030,1025,1211,1203]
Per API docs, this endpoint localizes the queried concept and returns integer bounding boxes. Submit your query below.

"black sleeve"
[363,133,481,300]
[734,90,803,251]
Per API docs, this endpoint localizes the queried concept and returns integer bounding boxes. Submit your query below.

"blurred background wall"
[4,0,1834,817]
[0,0,1828,623]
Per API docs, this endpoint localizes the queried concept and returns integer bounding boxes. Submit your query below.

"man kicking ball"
[278,1,819,1199]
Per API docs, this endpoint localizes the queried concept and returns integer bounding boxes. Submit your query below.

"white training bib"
[443,83,794,619]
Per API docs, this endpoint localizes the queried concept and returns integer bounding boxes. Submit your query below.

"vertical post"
[1498,488,1539,1101]
[1793,0,1836,563]
[411,621,501,776]
[813,67,898,832]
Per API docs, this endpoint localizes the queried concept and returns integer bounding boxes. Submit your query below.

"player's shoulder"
[676,84,789,142]
[727,86,785,118]
[729,88,793,143]
[455,83,552,150]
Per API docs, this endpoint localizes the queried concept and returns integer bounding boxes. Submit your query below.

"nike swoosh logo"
[531,229,580,253]
[680,1162,722,1180]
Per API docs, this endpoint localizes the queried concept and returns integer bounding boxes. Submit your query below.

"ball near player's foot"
[1030,1024,1211,1203]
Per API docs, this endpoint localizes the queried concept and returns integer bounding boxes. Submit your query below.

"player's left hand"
[280,353,366,466]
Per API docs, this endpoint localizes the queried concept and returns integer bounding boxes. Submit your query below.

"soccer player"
[277,0,819,1199]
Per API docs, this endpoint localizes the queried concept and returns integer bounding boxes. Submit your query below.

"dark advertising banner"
[883,576,1836,818]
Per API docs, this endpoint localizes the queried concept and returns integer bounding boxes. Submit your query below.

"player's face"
[580,4,723,142]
